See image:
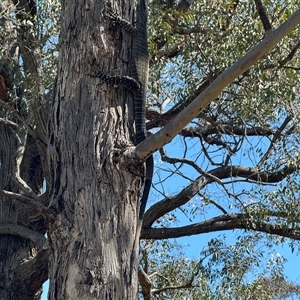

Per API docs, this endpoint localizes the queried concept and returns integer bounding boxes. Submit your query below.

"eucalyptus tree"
[0,0,300,299]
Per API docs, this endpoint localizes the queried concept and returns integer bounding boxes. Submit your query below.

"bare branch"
[279,39,300,68]
[141,213,300,240]
[257,115,293,168]
[11,139,40,201]
[147,72,220,129]
[202,196,228,214]
[143,175,210,229]
[143,162,300,228]
[160,148,240,203]
[0,223,47,250]
[182,123,274,138]
[0,189,54,220]
[0,117,18,129]
[160,147,204,174]
[2,136,54,219]
[253,0,272,32]
[138,269,152,300]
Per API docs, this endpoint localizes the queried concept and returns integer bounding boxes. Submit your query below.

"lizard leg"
[104,7,138,37]
[89,69,140,93]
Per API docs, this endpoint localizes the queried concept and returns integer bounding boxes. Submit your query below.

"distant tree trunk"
[0,1,48,296]
[47,0,142,298]
[0,126,48,300]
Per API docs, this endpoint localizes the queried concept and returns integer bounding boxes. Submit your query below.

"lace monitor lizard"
[89,0,153,282]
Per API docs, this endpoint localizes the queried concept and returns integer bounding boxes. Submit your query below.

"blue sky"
[41,135,300,298]
[41,234,300,299]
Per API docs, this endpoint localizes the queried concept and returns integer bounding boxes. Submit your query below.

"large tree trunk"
[47,0,142,298]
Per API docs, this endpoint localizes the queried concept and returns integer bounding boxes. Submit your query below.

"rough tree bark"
[0,126,48,300]
[47,0,143,298]
[0,0,48,298]
[1,0,299,298]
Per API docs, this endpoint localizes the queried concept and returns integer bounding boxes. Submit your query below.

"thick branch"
[16,243,49,299]
[12,142,40,198]
[146,73,219,129]
[141,213,300,240]
[0,223,47,250]
[143,175,210,229]
[138,269,152,300]
[253,0,272,32]
[143,162,300,228]
[0,189,54,220]
[182,123,274,138]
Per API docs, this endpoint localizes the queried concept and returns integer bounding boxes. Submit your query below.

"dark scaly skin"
[120,0,153,283]
[128,0,153,222]
[90,0,153,282]
[91,1,153,219]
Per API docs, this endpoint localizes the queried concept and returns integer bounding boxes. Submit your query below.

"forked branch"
[133,9,300,160]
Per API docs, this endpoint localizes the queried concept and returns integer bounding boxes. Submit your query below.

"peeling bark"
[47,0,143,298]
[0,126,48,299]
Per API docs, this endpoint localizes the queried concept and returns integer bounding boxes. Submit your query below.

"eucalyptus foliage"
[0,0,300,299]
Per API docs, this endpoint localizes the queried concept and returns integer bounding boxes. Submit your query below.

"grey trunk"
[47,0,142,298]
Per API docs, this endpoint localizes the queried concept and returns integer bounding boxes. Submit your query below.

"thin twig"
[0,117,18,129]
[257,115,293,168]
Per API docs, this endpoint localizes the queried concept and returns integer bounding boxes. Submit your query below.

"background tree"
[0,0,300,299]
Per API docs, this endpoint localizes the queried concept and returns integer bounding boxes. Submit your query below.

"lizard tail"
[130,154,153,283]
[139,154,154,219]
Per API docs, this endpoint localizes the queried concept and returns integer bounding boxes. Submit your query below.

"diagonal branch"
[279,39,300,68]
[257,115,293,168]
[138,269,152,300]
[0,117,18,129]
[3,136,55,220]
[146,72,219,129]
[253,0,272,32]
[0,189,54,220]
